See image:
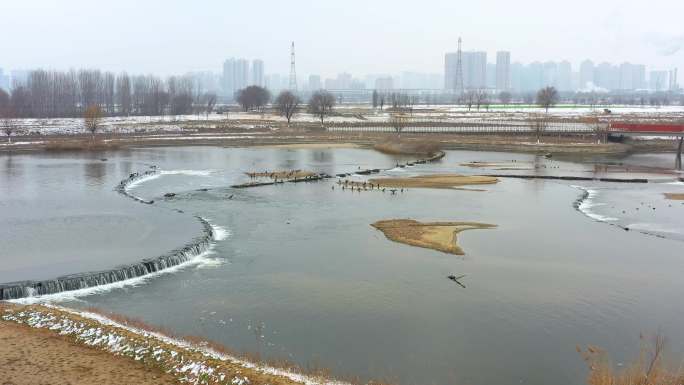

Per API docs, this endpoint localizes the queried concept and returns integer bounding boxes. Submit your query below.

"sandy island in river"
[371,219,497,255]
[369,174,499,189]
[664,193,684,200]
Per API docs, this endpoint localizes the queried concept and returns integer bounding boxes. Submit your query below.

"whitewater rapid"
[571,185,619,222]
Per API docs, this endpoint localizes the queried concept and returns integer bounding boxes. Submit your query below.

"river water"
[1,146,684,385]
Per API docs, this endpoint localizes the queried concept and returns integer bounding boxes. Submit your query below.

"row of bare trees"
[0,69,217,119]
[239,88,336,125]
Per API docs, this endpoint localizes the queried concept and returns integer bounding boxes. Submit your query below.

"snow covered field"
[5,105,683,138]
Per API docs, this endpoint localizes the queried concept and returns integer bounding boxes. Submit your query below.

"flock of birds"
[333,179,406,195]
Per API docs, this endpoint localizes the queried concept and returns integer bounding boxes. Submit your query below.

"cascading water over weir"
[0,170,215,300]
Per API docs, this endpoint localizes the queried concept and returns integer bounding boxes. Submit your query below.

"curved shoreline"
[0,170,216,301]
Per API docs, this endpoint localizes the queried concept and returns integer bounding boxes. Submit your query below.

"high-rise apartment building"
[251,60,264,87]
[595,62,619,90]
[579,60,595,89]
[557,61,572,91]
[308,75,321,91]
[649,70,669,91]
[0,68,9,91]
[375,76,394,90]
[444,52,459,90]
[222,58,250,98]
[495,51,511,91]
[462,51,487,89]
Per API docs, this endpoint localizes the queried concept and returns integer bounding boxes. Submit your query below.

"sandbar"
[371,219,496,255]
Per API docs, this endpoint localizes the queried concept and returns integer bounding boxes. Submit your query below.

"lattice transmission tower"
[454,37,464,95]
[289,42,298,92]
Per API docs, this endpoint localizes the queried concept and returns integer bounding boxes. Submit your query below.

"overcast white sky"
[1,0,683,77]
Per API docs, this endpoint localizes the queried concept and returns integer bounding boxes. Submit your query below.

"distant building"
[444,48,489,90]
[444,52,459,90]
[187,71,220,94]
[557,61,572,91]
[579,60,595,90]
[375,76,394,90]
[325,73,355,89]
[510,62,523,91]
[595,62,619,90]
[633,64,646,90]
[462,51,487,89]
[619,63,631,90]
[495,51,511,91]
[399,72,441,89]
[234,59,249,90]
[251,60,264,87]
[649,70,669,91]
[265,74,287,92]
[542,61,557,88]
[486,63,496,89]
[670,68,679,91]
[222,59,237,98]
[619,62,645,90]
[525,61,544,91]
[308,75,321,91]
[0,68,9,91]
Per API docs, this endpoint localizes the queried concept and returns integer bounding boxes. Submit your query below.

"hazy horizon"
[1,0,683,77]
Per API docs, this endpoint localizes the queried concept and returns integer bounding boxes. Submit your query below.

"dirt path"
[0,318,178,385]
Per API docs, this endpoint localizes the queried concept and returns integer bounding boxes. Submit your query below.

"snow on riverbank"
[1,304,349,385]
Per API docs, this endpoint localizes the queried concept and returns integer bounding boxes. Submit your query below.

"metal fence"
[326,121,593,134]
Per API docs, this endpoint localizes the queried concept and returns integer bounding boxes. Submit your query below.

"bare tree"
[0,89,9,112]
[275,91,300,125]
[390,113,407,139]
[204,93,217,119]
[84,105,102,140]
[585,113,609,144]
[537,86,559,113]
[465,90,476,111]
[475,89,487,111]
[308,90,335,125]
[237,86,270,112]
[528,113,548,144]
[116,73,132,116]
[1,107,18,143]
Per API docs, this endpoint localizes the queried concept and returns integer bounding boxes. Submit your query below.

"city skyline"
[1,0,683,78]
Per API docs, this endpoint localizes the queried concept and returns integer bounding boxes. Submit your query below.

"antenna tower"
[455,37,464,95]
[289,42,298,92]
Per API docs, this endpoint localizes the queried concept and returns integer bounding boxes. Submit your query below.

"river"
[1,146,683,384]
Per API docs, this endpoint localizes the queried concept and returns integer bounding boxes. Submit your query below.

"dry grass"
[664,193,684,201]
[371,219,497,255]
[368,174,499,189]
[80,306,395,385]
[43,138,120,152]
[578,333,684,385]
[246,170,316,180]
[373,139,441,156]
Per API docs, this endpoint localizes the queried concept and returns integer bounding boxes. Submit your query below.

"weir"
[0,217,213,300]
[0,169,215,300]
[115,169,159,204]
